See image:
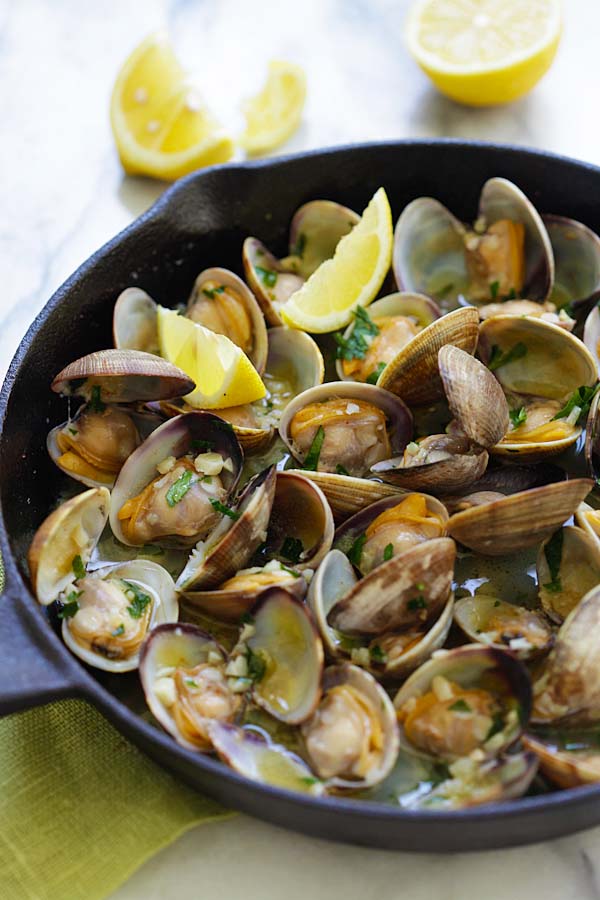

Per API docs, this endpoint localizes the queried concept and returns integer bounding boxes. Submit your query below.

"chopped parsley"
[291,233,307,257]
[255,265,278,288]
[366,361,386,385]
[185,678,198,687]
[68,427,78,436]
[280,564,301,578]
[246,647,267,682]
[88,384,106,413]
[240,611,255,626]
[506,287,518,300]
[552,384,600,425]
[202,285,225,299]
[487,342,528,372]
[166,469,196,507]
[333,305,379,361]
[370,644,387,663]
[209,498,240,520]
[122,581,151,618]
[71,554,86,580]
[494,600,501,608]
[490,280,500,300]
[280,536,304,564]
[303,425,325,471]
[335,464,350,476]
[58,590,82,619]
[347,533,367,567]
[191,439,213,451]
[543,528,563,595]
[407,595,427,611]
[111,624,125,637]
[202,475,213,484]
[300,775,319,786]
[509,407,527,428]
[485,712,505,741]
[449,699,472,713]
[383,543,394,561]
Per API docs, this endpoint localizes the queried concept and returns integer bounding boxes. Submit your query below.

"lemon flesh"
[406,0,562,106]
[240,60,306,156]
[110,33,234,180]
[280,187,393,333]
[157,307,266,409]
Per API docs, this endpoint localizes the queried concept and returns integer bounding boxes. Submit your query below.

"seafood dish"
[27,178,600,811]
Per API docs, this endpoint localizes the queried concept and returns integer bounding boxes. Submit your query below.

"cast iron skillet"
[2,140,600,852]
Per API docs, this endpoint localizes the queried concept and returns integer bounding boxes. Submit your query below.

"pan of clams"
[9,152,600,849]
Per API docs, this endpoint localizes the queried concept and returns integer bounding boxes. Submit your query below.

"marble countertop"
[3,0,600,897]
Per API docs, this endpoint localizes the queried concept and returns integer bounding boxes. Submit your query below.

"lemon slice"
[110,33,234,180]
[240,60,306,156]
[280,187,393,333]
[406,0,561,106]
[157,307,266,408]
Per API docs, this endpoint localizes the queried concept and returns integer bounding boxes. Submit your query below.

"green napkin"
[0,562,233,900]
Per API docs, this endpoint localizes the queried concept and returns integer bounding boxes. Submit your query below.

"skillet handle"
[0,584,83,716]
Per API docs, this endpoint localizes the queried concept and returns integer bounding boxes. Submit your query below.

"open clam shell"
[532,585,600,726]
[139,623,235,752]
[176,466,277,592]
[575,501,600,552]
[113,288,159,354]
[62,559,178,673]
[447,479,594,556]
[335,292,441,383]
[279,382,413,476]
[186,267,268,375]
[372,440,489,496]
[52,349,195,403]
[537,525,600,624]
[300,663,400,790]
[28,487,110,605]
[523,732,600,789]
[409,752,538,810]
[286,199,360,279]
[265,326,324,400]
[438,345,509,449]
[333,492,448,576]
[110,412,243,547]
[243,587,324,725]
[257,471,334,573]
[242,238,304,326]
[292,470,406,522]
[544,215,600,311]
[453,596,553,661]
[583,305,600,375]
[377,307,480,406]
[393,644,532,762]
[208,722,324,794]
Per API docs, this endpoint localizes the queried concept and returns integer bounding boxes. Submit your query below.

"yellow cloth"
[0,562,232,900]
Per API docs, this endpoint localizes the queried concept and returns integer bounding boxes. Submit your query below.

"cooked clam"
[453,596,553,660]
[523,732,600,789]
[537,526,600,623]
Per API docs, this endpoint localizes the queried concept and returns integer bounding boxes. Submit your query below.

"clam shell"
[377,307,479,406]
[28,487,110,605]
[301,663,400,790]
[583,306,600,375]
[478,177,554,303]
[523,733,600,789]
[176,466,277,592]
[180,568,307,623]
[393,644,532,761]
[478,315,597,400]
[113,288,159,353]
[287,199,359,278]
[532,584,600,726]
[208,722,324,794]
[447,479,594,556]
[187,267,268,375]
[575,501,600,552]
[544,214,600,309]
[248,588,324,724]
[291,470,406,522]
[453,595,553,660]
[265,326,324,398]
[110,412,243,547]
[242,238,303,326]
[52,349,195,403]
[438,345,509,449]
[62,559,178,673]
[279,382,413,470]
[331,537,455,635]
[139,623,230,752]
[537,525,600,624]
[372,447,489,495]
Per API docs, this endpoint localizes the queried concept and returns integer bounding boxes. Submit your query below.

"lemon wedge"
[110,33,234,180]
[240,60,306,156]
[157,306,266,408]
[280,187,393,333]
[406,0,562,106]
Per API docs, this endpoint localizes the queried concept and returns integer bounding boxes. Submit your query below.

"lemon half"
[406,0,562,106]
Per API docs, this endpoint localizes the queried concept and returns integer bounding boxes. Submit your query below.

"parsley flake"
[209,499,240,520]
[111,624,125,637]
[255,266,278,288]
[449,699,471,713]
[303,425,325,471]
[407,595,427,611]
[552,384,600,425]
[191,439,213,451]
[202,285,225,299]
[335,464,350,476]
[246,647,267,682]
[333,305,379,361]
[366,361,387,385]
[490,280,500,300]
[122,580,152,619]
[291,233,307,257]
[72,554,85,580]
[347,533,367,567]
[58,589,82,619]
[383,543,394,561]
[280,536,304,564]
[370,644,387,663]
[509,407,527,428]
[488,342,528,372]
[166,470,196,507]
[88,385,106,413]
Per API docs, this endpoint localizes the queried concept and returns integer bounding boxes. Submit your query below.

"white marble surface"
[4,0,600,897]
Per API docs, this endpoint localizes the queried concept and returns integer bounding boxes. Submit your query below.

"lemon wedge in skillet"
[406,0,562,106]
[110,33,234,180]
[157,306,266,409]
[280,187,393,333]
